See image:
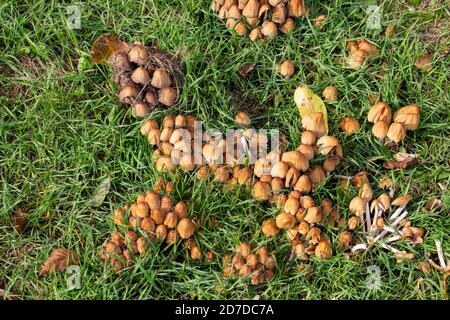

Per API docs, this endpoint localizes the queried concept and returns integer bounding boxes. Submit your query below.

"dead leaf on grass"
[237,63,256,80]
[384,153,418,169]
[87,177,111,207]
[12,208,29,232]
[39,248,79,276]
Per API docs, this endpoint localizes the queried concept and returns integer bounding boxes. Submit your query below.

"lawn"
[0,0,449,300]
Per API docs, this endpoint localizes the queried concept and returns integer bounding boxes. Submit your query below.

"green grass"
[0,0,449,300]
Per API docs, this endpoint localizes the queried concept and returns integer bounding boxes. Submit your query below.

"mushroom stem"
[360,214,366,233]
[389,188,395,198]
[288,247,296,262]
[380,242,400,253]
[351,243,368,253]
[241,136,249,156]
[365,202,372,234]
[385,235,401,243]
[369,205,381,234]
[334,175,353,180]
[389,206,405,222]
[435,240,447,270]
[373,210,408,243]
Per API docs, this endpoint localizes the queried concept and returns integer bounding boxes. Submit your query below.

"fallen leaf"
[395,251,415,263]
[12,208,29,232]
[294,85,328,135]
[384,153,418,169]
[394,152,416,162]
[237,63,256,80]
[87,177,111,207]
[40,248,79,276]
[91,34,129,64]
[415,53,432,72]
[416,260,432,274]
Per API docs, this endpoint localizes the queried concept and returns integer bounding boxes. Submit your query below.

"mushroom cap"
[279,60,295,78]
[387,122,406,143]
[349,196,367,215]
[372,121,389,139]
[253,181,272,201]
[392,194,412,207]
[177,218,195,239]
[294,175,311,193]
[393,105,420,131]
[281,151,309,172]
[270,161,290,179]
[262,218,280,237]
[368,102,392,124]
[316,136,339,155]
[304,207,322,224]
[300,112,326,137]
[339,117,360,133]
[284,198,300,215]
[276,212,296,229]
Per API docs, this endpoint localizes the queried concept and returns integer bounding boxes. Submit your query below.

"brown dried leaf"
[415,53,433,72]
[416,260,432,274]
[394,152,416,162]
[12,208,29,232]
[395,251,415,263]
[40,248,79,276]
[237,63,256,80]
[91,34,129,64]
[384,153,418,169]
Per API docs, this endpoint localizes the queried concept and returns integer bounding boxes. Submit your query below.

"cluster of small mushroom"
[223,243,276,285]
[99,186,197,272]
[261,190,334,259]
[368,102,420,144]
[211,0,309,41]
[346,39,380,69]
[140,115,202,172]
[343,173,424,262]
[141,114,273,177]
[140,112,343,204]
[109,42,180,118]
[249,112,343,204]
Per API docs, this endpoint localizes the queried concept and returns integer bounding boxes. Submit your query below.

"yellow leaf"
[294,85,328,135]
